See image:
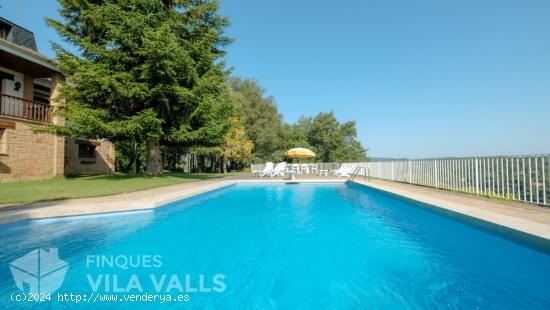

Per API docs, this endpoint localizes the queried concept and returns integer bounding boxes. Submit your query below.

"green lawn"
[0,172,232,205]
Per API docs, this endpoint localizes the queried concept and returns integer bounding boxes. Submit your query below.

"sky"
[1,0,549,159]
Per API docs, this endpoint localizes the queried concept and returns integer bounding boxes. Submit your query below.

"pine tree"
[47,0,233,176]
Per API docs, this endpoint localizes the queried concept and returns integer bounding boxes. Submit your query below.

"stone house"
[0,18,114,182]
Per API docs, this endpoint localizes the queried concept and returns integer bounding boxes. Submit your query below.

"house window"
[0,128,6,154]
[78,143,96,158]
[33,80,51,104]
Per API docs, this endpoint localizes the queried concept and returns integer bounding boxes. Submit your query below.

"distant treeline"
[228,77,367,165]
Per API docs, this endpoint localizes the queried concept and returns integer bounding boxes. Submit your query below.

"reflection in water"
[289,185,314,230]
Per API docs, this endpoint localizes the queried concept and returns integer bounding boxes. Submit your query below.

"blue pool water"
[1,183,550,309]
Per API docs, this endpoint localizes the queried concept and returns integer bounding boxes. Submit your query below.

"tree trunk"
[222,156,227,174]
[198,155,204,173]
[211,155,216,173]
[145,139,163,176]
[131,140,137,173]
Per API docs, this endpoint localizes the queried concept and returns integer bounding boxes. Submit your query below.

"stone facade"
[0,117,116,182]
[0,117,64,182]
[64,137,115,176]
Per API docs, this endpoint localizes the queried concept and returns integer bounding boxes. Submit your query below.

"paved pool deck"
[1,175,550,243]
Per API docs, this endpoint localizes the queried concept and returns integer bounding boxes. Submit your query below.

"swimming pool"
[0,182,549,309]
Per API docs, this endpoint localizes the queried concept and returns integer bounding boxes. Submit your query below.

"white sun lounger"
[259,162,274,177]
[269,162,287,177]
[332,163,357,178]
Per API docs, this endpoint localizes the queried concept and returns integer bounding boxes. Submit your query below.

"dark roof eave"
[0,38,63,76]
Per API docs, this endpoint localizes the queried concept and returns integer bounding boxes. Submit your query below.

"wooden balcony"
[0,93,52,123]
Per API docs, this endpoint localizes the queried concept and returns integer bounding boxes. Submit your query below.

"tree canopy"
[228,77,284,162]
[48,0,234,175]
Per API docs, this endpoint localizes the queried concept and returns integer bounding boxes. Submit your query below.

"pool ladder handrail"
[349,166,371,181]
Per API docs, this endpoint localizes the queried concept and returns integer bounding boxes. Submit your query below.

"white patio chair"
[310,164,319,175]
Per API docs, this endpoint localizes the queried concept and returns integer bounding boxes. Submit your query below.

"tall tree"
[300,112,367,162]
[219,124,253,173]
[337,120,368,161]
[47,0,232,175]
[228,77,284,162]
[307,112,346,162]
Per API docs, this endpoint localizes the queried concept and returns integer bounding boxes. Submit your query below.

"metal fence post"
[475,158,480,195]
[408,160,412,184]
[391,161,394,181]
[434,159,439,188]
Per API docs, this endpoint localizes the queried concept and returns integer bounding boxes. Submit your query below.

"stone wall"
[64,137,115,176]
[0,117,64,182]
[0,117,115,182]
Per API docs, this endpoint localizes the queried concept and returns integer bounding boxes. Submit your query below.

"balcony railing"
[0,93,52,123]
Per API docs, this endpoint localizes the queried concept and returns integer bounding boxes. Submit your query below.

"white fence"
[251,155,550,206]
[364,156,549,206]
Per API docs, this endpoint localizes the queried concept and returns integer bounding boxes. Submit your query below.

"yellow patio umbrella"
[286,147,315,159]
